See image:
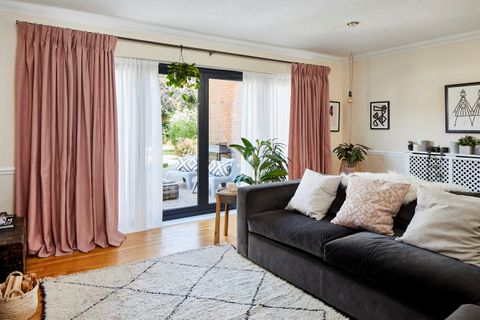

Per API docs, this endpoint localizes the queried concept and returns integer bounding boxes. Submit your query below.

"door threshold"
[163,210,237,227]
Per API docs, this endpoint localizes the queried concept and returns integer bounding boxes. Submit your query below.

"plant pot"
[459,145,473,155]
[449,142,459,154]
[339,160,361,174]
[475,144,480,155]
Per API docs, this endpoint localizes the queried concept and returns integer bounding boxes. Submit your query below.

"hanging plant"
[166,46,200,101]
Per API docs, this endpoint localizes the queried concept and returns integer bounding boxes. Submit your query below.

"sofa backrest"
[328,186,480,233]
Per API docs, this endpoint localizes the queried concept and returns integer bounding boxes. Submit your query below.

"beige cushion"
[400,187,480,267]
[331,175,410,236]
[286,169,341,220]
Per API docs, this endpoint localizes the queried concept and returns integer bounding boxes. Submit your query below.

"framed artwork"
[445,82,480,133]
[370,101,390,130]
[329,101,340,132]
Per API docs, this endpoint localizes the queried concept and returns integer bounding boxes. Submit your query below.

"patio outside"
[161,76,242,210]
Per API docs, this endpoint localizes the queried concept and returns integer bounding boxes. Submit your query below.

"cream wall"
[350,38,480,172]
[0,9,347,212]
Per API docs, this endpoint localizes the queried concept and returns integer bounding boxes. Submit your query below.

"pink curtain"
[288,63,331,179]
[15,22,125,257]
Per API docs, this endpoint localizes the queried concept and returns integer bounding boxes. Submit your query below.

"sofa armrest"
[445,304,480,320]
[236,180,300,257]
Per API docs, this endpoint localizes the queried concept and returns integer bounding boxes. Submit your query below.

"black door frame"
[159,64,242,221]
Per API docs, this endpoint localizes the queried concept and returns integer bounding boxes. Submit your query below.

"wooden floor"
[26,215,237,320]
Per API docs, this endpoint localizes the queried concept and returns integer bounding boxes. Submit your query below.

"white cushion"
[400,186,480,267]
[286,169,341,220]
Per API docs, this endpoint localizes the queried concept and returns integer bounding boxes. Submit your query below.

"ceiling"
[11,0,480,57]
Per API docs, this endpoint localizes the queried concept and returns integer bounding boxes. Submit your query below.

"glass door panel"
[160,74,199,211]
[208,79,243,204]
[160,64,242,220]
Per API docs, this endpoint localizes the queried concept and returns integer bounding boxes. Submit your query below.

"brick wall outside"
[208,79,243,169]
[208,79,242,145]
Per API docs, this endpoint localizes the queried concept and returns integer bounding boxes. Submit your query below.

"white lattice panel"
[408,152,480,192]
[409,155,449,183]
[452,158,480,192]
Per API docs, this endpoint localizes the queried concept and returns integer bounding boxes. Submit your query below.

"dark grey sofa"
[237,181,480,320]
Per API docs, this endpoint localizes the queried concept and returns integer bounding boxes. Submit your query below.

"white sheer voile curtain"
[115,58,163,233]
[241,72,291,177]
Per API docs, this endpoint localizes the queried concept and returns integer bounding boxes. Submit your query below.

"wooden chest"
[0,217,25,282]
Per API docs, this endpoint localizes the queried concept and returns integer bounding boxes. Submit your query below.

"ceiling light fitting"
[347,21,360,27]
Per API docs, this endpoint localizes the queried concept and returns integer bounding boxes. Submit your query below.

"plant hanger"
[166,45,201,98]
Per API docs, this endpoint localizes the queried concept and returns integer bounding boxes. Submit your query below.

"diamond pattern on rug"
[159,245,227,267]
[190,267,265,304]
[58,260,153,288]
[42,245,348,320]
[172,297,251,319]
[126,261,209,295]
[41,282,115,320]
[77,289,184,320]
[216,248,264,272]
[255,272,330,309]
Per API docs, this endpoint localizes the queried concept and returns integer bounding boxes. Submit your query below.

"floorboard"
[26,215,237,320]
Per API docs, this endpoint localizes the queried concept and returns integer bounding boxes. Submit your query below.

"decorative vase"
[412,143,420,151]
[449,142,459,154]
[459,145,473,155]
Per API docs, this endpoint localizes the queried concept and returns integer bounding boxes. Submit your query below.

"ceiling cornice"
[0,0,346,63]
[355,29,480,60]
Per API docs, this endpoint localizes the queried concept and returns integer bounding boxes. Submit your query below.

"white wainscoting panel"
[0,172,15,212]
[0,167,15,175]
[363,150,408,174]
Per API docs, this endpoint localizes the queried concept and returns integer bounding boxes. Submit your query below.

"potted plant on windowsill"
[475,139,480,155]
[333,143,370,174]
[458,135,477,155]
[229,138,288,185]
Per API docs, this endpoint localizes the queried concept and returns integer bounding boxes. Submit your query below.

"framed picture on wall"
[445,82,480,133]
[329,101,340,132]
[370,101,390,130]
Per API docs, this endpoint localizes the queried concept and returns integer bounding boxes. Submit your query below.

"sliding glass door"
[159,65,242,220]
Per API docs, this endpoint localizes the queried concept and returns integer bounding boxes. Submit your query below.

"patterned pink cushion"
[331,175,410,236]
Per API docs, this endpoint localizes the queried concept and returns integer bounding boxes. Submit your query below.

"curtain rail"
[16,20,294,65]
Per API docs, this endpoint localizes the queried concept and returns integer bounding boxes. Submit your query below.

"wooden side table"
[214,188,237,245]
[0,216,25,281]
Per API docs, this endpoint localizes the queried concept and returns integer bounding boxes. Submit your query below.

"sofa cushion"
[248,209,357,258]
[400,187,480,267]
[324,232,480,317]
[285,169,342,220]
[331,176,410,236]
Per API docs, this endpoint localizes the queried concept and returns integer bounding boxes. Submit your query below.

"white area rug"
[42,245,348,320]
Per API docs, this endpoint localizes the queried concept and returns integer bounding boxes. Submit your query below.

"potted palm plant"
[229,138,288,185]
[333,143,370,174]
[458,135,476,155]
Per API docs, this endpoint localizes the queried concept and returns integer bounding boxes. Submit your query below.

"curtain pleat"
[288,63,331,179]
[15,22,125,257]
